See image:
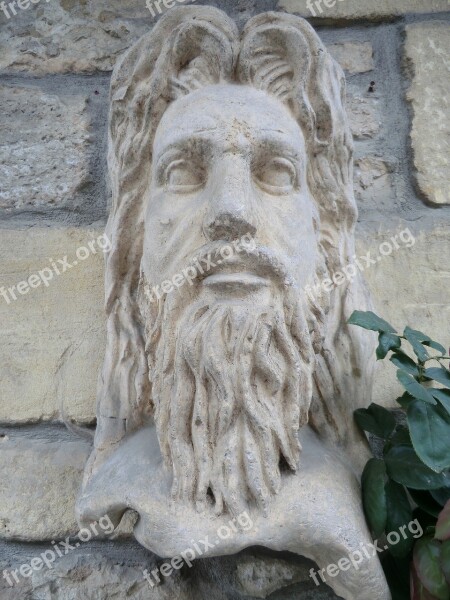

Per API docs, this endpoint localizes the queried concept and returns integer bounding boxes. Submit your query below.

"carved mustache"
[185,239,296,288]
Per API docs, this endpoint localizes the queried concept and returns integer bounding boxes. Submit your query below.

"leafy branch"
[348,311,450,600]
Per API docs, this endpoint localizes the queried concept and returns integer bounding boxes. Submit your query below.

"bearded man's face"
[139,84,321,516]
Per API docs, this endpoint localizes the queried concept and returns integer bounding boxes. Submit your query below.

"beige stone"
[405,22,450,205]
[0,1,149,74]
[346,85,380,139]
[0,227,105,424]
[0,436,91,540]
[356,222,450,408]
[278,0,449,20]
[236,554,310,598]
[328,42,374,74]
[354,156,396,209]
[0,85,91,210]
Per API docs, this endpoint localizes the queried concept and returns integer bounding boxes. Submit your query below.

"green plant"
[348,311,450,600]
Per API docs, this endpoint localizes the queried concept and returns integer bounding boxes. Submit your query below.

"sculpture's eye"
[165,160,205,192]
[254,158,298,195]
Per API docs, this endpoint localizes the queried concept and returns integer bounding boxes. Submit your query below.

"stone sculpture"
[78,7,390,598]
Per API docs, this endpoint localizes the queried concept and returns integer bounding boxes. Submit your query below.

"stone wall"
[1,1,449,598]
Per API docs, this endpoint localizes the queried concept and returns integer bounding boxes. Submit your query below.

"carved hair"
[92,7,375,475]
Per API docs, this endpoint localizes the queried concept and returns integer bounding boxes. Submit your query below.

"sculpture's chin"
[77,425,391,600]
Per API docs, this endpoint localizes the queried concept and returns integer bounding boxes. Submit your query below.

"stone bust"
[78,7,390,599]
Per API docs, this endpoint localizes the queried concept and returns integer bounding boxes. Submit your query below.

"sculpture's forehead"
[154,84,305,153]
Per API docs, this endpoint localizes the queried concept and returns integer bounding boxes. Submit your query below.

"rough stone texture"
[278,0,450,20]
[0,435,91,540]
[0,0,149,74]
[353,156,397,211]
[0,85,91,211]
[356,222,450,408]
[327,42,373,74]
[0,549,340,599]
[346,85,380,140]
[404,22,450,205]
[0,227,105,424]
[236,554,311,597]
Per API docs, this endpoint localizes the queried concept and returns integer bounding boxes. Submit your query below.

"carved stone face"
[141,84,319,296]
[137,86,324,517]
[77,10,391,598]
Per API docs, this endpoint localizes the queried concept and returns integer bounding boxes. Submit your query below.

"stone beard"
[138,244,324,517]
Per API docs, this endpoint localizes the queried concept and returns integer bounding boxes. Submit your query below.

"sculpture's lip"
[202,271,270,289]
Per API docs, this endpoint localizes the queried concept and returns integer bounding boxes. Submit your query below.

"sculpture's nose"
[203,155,257,242]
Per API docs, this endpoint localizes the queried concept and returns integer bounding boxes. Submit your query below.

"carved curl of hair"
[91,6,375,476]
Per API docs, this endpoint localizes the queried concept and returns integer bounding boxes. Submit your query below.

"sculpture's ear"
[168,20,239,98]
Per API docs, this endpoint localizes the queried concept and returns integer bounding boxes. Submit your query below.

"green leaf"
[404,328,447,356]
[431,390,450,417]
[382,553,411,600]
[385,480,414,557]
[390,425,412,446]
[391,351,420,377]
[348,310,396,333]
[409,489,444,518]
[385,446,450,490]
[361,458,388,538]
[411,561,444,600]
[442,541,450,585]
[426,368,450,390]
[377,332,401,360]
[408,400,450,472]
[424,341,447,355]
[405,327,430,363]
[397,371,437,405]
[354,403,397,439]
[432,489,450,508]
[436,501,450,542]
[396,392,416,409]
[414,536,450,600]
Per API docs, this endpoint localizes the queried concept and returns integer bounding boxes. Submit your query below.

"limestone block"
[356,222,450,408]
[0,435,91,540]
[405,22,450,205]
[278,0,450,20]
[328,42,374,74]
[0,227,106,424]
[0,85,91,211]
[0,0,149,74]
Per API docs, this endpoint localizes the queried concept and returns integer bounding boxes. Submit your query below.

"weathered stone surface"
[0,436,91,540]
[405,22,450,205]
[356,222,450,408]
[0,85,91,211]
[346,85,380,140]
[0,550,340,599]
[0,228,105,424]
[353,156,396,210]
[278,0,449,20]
[327,42,373,74]
[236,554,310,598]
[0,0,149,74]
